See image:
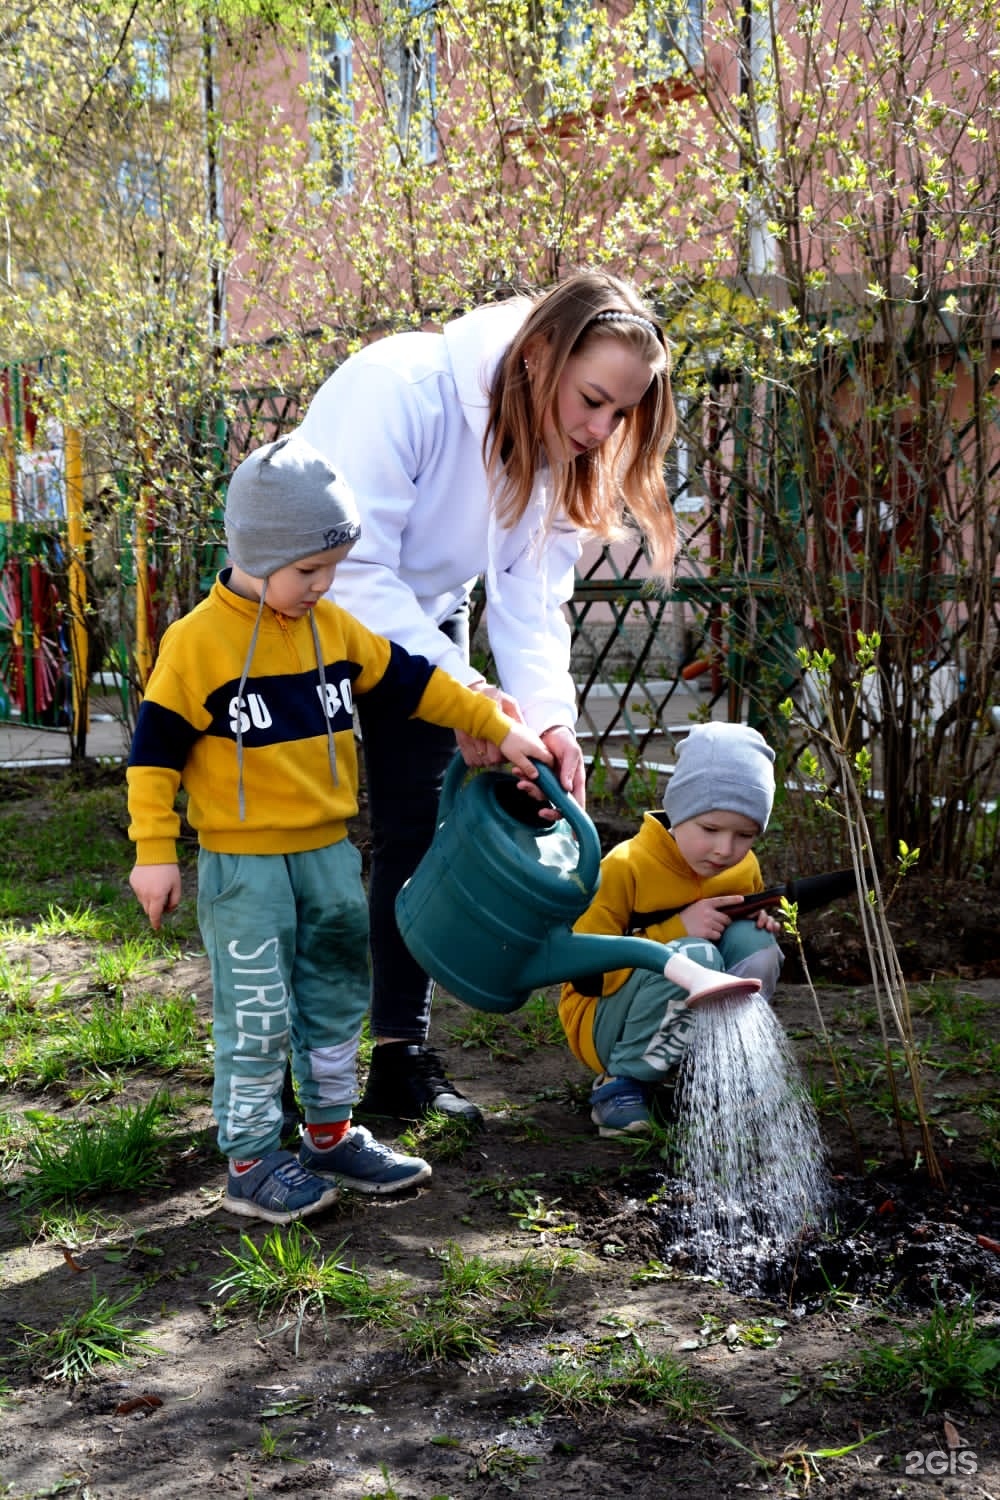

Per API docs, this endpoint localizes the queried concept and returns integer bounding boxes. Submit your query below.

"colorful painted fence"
[0,362,88,737]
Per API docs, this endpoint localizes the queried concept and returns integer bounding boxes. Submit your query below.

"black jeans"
[357,605,470,1042]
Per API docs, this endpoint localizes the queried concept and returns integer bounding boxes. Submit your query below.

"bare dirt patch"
[0,786,998,1499]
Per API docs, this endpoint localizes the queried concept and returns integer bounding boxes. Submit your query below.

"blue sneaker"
[222,1149,340,1224]
[299,1125,432,1195]
[590,1075,652,1139]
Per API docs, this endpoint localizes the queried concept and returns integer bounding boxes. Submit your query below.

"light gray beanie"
[664,722,776,832]
[224,434,361,577]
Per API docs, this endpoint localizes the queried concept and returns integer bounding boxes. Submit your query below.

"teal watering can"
[395,755,760,1015]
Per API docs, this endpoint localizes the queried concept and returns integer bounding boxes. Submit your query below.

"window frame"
[646,0,705,81]
[386,0,438,165]
[132,34,170,103]
[311,29,356,194]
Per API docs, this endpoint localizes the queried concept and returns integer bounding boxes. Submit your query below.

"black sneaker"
[356,1043,483,1125]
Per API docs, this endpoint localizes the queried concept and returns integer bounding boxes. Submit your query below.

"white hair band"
[591,310,665,344]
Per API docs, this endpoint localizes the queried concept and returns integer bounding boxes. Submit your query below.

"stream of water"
[662,991,831,1287]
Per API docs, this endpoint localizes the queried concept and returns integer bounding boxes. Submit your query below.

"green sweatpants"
[198,840,370,1160]
[591,928,783,1082]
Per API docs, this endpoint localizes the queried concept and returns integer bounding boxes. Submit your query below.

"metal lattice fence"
[0,378,775,786]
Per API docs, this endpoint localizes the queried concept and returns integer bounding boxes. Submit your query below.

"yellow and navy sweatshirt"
[558,810,764,1072]
[127,572,514,866]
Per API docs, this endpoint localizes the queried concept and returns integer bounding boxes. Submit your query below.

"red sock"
[305,1121,351,1151]
[230,1159,259,1175]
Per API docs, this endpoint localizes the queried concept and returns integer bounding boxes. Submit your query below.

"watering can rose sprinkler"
[395,756,761,1015]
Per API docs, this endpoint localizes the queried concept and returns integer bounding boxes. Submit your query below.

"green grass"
[853,1296,1000,1413]
[0,1107,38,1180]
[401,1242,566,1362]
[16,1275,161,1383]
[25,1202,131,1250]
[534,1330,712,1419]
[212,1224,408,1353]
[397,1107,479,1162]
[0,952,44,1014]
[0,780,125,871]
[212,1231,567,1364]
[0,903,117,942]
[0,770,200,940]
[976,1102,1000,1169]
[89,936,160,990]
[16,1094,175,1207]
[360,1464,404,1500]
[447,992,564,1057]
[799,980,1000,1168]
[1,982,211,1089]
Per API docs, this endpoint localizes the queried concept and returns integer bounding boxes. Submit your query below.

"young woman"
[297,269,677,1124]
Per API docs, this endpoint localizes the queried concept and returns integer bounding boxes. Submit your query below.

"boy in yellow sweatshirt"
[127,435,552,1222]
[559,722,784,1138]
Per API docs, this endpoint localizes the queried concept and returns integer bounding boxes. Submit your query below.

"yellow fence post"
[64,425,90,744]
[135,430,153,691]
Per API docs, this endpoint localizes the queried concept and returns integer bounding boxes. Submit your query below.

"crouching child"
[559,723,784,1138]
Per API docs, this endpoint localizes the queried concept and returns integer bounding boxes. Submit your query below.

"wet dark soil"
[652,1162,1000,1310]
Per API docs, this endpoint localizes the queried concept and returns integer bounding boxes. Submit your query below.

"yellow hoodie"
[558,811,763,1072]
[127,573,513,865]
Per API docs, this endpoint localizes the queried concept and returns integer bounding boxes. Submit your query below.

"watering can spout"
[520,932,761,1007]
[396,757,761,1015]
[519,930,670,994]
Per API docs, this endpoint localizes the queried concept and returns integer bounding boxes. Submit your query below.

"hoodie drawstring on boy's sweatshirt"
[309,608,340,794]
[234,588,268,824]
[234,584,339,823]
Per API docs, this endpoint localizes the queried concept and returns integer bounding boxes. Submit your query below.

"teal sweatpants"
[591,927,784,1082]
[197,841,370,1160]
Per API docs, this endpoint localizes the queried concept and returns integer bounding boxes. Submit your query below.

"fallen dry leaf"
[114,1395,164,1416]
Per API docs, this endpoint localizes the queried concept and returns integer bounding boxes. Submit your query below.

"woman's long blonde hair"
[483,270,677,583]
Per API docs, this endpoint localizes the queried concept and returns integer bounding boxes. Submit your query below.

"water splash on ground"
[660,992,831,1290]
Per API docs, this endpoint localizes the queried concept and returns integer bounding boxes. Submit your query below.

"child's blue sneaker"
[590,1075,652,1138]
[299,1125,432,1195]
[222,1149,340,1224]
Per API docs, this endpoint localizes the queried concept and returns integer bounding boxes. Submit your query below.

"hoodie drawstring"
[310,608,340,791]
[235,585,269,823]
[235,584,340,823]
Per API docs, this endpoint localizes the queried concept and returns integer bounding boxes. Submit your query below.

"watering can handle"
[530,760,602,890]
[437,753,602,893]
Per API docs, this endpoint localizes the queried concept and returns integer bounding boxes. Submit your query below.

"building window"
[387,0,437,163]
[555,0,592,72]
[541,0,593,113]
[116,154,161,217]
[312,32,355,191]
[668,399,706,515]
[647,0,704,78]
[133,35,170,102]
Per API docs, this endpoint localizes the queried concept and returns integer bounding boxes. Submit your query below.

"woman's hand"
[513,724,585,820]
[541,725,585,807]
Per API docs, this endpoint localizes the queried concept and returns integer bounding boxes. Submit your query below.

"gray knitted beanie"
[224,434,361,578]
[663,722,776,832]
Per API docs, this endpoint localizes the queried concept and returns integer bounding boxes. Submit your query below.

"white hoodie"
[296,299,580,733]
